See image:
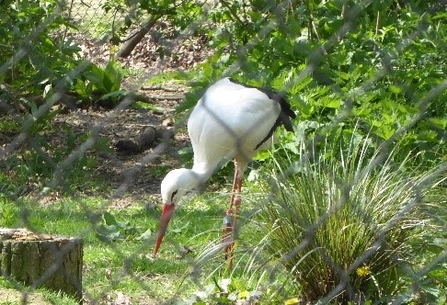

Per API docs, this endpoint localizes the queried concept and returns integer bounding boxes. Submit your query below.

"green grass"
[0,277,78,305]
[249,135,447,303]
[1,115,446,304]
[1,168,446,304]
[146,70,198,87]
[0,117,21,132]
[1,190,280,304]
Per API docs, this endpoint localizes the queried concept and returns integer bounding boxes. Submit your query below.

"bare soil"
[49,101,190,202]
[0,24,210,305]
[0,28,212,208]
[59,28,211,202]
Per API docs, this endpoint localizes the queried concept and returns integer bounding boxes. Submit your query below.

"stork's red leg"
[228,175,242,269]
[222,161,244,269]
[222,164,239,262]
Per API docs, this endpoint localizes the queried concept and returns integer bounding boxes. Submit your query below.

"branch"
[116,15,159,58]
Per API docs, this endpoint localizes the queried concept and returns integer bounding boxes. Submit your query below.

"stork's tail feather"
[265,91,296,132]
[255,90,296,149]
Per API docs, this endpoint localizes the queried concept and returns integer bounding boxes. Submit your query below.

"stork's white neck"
[190,164,215,185]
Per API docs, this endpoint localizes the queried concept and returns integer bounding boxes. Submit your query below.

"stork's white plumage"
[154,77,296,266]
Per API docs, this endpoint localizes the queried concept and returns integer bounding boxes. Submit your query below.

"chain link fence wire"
[66,0,113,37]
[1,0,447,303]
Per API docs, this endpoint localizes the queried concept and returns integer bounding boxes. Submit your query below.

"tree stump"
[0,228,83,303]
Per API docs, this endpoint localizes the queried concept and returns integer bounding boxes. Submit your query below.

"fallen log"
[114,126,157,154]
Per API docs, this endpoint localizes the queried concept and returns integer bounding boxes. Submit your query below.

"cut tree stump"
[0,228,83,303]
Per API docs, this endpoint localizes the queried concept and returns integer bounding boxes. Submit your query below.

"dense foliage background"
[1,0,447,303]
[2,0,446,162]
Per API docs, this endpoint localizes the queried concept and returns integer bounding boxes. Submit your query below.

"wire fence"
[1,0,447,304]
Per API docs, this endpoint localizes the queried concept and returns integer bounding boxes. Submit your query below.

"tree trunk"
[0,229,83,303]
[116,16,158,58]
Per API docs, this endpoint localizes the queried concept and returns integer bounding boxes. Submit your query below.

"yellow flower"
[238,291,250,299]
[356,266,371,277]
[285,298,299,305]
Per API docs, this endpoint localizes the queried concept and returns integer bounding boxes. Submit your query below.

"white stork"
[153,77,296,267]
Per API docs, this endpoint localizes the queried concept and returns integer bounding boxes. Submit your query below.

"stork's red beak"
[153,203,175,257]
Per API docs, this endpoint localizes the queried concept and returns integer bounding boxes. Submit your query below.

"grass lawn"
[0,182,292,304]
[3,179,445,304]
[1,141,446,304]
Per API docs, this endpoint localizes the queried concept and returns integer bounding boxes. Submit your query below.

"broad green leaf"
[103,211,119,227]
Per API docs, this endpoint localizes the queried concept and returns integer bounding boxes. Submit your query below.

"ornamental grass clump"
[255,135,444,303]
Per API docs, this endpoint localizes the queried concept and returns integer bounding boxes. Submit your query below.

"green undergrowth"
[145,70,197,87]
[0,163,446,304]
[0,187,291,304]
[0,277,78,305]
[254,137,447,303]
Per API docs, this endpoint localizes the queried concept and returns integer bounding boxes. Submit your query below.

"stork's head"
[153,168,201,257]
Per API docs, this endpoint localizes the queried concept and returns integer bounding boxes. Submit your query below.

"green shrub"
[0,0,80,95]
[254,133,445,302]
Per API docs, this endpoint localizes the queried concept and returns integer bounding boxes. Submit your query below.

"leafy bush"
[73,59,127,108]
[103,0,203,46]
[0,0,80,98]
[253,132,446,302]
[0,0,134,112]
[184,0,447,167]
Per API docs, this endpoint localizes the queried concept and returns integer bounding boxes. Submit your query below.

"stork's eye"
[171,190,178,202]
